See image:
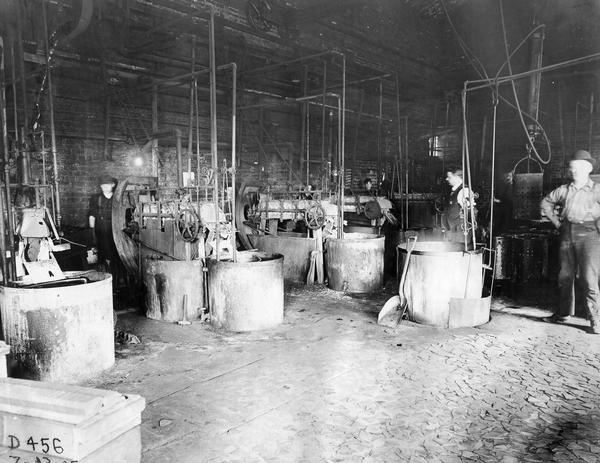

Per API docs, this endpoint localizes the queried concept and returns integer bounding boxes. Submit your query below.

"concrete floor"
[84,282,600,463]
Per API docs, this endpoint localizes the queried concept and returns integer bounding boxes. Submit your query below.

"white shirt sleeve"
[457,187,476,208]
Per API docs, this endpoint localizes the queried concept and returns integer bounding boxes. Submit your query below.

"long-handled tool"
[378,235,417,326]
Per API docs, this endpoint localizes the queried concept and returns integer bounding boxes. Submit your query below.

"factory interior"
[0,0,599,461]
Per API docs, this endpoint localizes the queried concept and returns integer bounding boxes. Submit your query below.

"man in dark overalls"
[88,175,119,274]
[541,150,600,333]
[441,167,476,243]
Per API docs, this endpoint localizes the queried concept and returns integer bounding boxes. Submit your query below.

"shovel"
[378,235,418,326]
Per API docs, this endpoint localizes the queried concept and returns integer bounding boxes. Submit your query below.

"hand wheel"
[304,202,326,230]
[176,209,201,242]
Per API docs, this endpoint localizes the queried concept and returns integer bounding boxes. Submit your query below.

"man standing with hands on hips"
[540,150,600,333]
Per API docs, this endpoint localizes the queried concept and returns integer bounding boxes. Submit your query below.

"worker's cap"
[98,174,116,185]
[570,150,596,169]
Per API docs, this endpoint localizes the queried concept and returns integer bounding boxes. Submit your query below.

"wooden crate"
[0,378,145,460]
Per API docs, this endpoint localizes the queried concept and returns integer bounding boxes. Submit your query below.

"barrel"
[249,234,317,283]
[143,258,203,322]
[0,271,114,382]
[325,234,384,293]
[207,253,284,331]
[398,241,483,327]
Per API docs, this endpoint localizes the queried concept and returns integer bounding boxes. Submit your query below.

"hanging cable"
[499,0,551,165]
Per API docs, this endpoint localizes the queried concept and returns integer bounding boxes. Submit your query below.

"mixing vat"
[398,241,484,327]
[325,234,384,293]
[0,271,114,382]
[143,257,203,322]
[249,234,317,283]
[207,253,284,331]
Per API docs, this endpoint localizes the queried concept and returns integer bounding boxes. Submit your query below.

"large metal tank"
[207,253,284,331]
[398,241,484,327]
[249,234,317,283]
[0,271,114,382]
[143,258,203,322]
[325,234,384,293]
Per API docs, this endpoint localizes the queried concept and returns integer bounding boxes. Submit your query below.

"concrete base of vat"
[0,271,115,383]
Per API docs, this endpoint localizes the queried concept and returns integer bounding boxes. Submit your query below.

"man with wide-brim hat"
[541,149,600,333]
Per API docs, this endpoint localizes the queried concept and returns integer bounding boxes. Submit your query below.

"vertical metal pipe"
[488,97,498,251]
[151,85,158,176]
[103,96,111,161]
[394,74,403,227]
[10,41,26,185]
[526,26,545,135]
[339,54,346,239]
[15,0,29,135]
[230,63,237,262]
[321,60,327,190]
[0,37,16,280]
[0,187,8,284]
[209,8,219,260]
[377,78,383,188]
[175,128,183,188]
[404,117,409,229]
[42,0,61,229]
[588,91,594,153]
[187,35,196,159]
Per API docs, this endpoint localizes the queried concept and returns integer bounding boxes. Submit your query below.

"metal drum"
[511,233,549,282]
[493,235,513,280]
[249,234,317,283]
[207,253,284,331]
[143,258,203,322]
[398,241,484,328]
[325,234,385,293]
[0,271,114,382]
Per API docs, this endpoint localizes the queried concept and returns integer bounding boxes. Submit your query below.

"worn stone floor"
[83,282,600,463]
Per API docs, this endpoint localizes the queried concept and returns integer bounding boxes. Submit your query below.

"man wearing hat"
[540,150,600,333]
[88,175,118,273]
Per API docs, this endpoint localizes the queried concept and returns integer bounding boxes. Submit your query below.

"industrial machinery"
[236,182,396,249]
[112,176,235,276]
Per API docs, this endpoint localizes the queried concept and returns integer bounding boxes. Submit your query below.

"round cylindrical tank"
[0,271,114,382]
[207,253,284,331]
[326,234,384,293]
[143,258,203,322]
[249,234,317,283]
[398,241,483,327]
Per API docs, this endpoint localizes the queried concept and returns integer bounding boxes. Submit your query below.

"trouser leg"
[576,236,600,327]
[557,237,576,317]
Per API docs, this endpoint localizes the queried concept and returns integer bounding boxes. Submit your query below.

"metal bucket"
[513,172,544,220]
[512,233,548,282]
[143,258,203,322]
[0,271,114,382]
[207,253,284,331]
[325,234,385,293]
[398,241,484,328]
[249,234,317,283]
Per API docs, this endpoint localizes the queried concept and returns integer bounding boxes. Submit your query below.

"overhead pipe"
[42,0,61,229]
[0,37,16,280]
